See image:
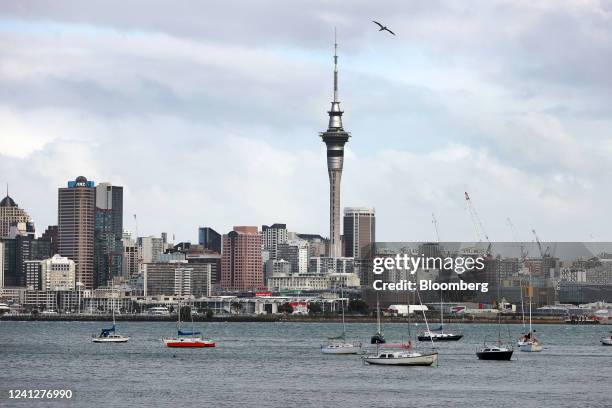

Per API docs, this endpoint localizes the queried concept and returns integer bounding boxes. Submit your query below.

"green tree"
[278,303,294,314]
[308,302,322,315]
[179,306,191,321]
[348,299,369,315]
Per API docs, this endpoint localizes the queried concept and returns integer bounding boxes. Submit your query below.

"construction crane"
[531,229,550,258]
[507,217,528,260]
[432,213,440,242]
[464,192,491,255]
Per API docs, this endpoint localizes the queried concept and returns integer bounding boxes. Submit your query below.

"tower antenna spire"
[333,27,338,102]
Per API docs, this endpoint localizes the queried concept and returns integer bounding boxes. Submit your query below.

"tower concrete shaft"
[320,35,350,258]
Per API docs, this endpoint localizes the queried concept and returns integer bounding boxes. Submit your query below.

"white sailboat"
[92,299,129,343]
[363,286,438,367]
[321,284,361,354]
[517,269,542,352]
[418,294,463,342]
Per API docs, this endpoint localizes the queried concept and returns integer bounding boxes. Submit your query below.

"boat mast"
[376,291,382,335]
[340,283,346,336]
[529,268,533,334]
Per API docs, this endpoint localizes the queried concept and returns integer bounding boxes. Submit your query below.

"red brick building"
[220,226,263,291]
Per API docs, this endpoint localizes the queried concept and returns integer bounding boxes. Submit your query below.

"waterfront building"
[265,259,292,280]
[198,227,222,254]
[320,40,350,258]
[343,207,375,259]
[94,182,124,288]
[143,261,211,297]
[58,176,96,289]
[220,226,263,291]
[308,256,354,274]
[262,223,288,260]
[0,241,4,287]
[0,193,31,239]
[278,240,309,274]
[267,272,360,292]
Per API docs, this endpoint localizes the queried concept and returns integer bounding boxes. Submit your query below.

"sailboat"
[477,260,514,360]
[517,269,542,352]
[163,300,215,348]
[363,287,438,366]
[370,292,386,344]
[601,332,612,346]
[418,294,463,341]
[92,299,129,343]
[321,285,361,354]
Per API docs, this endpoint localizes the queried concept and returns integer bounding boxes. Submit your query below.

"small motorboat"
[476,344,514,361]
[363,350,438,366]
[601,333,612,346]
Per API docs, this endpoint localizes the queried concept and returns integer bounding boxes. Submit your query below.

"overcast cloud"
[1,0,611,242]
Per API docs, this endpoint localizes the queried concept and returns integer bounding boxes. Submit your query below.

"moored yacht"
[363,349,438,366]
[476,343,514,361]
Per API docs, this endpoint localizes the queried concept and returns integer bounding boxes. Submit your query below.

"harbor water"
[1,321,611,407]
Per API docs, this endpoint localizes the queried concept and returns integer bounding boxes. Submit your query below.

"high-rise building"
[261,223,288,260]
[320,40,350,258]
[94,182,124,287]
[0,241,4,287]
[0,193,31,239]
[278,239,309,274]
[220,226,263,291]
[343,207,375,259]
[58,176,96,289]
[122,237,139,280]
[198,227,222,254]
[41,225,59,255]
[137,236,164,265]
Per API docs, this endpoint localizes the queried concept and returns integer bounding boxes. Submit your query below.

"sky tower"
[320,33,350,258]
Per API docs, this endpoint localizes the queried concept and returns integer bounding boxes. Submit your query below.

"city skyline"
[2,1,612,243]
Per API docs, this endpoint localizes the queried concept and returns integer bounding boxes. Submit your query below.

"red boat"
[163,337,215,348]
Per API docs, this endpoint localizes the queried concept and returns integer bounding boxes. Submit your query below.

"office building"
[343,207,375,259]
[0,193,31,239]
[58,176,96,289]
[122,237,139,280]
[41,225,59,256]
[261,223,288,260]
[143,261,211,297]
[220,226,263,291]
[94,182,124,287]
[137,236,164,265]
[278,240,309,274]
[198,227,222,254]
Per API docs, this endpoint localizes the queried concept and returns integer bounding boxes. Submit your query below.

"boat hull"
[163,338,215,348]
[92,336,130,343]
[476,350,513,360]
[518,342,542,352]
[321,345,361,354]
[364,353,438,366]
[417,334,463,342]
[601,338,612,346]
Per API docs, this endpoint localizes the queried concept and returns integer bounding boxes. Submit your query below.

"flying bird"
[372,20,395,36]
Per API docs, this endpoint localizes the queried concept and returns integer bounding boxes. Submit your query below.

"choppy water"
[1,321,611,407]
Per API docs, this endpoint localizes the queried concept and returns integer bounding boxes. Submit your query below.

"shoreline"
[0,314,586,324]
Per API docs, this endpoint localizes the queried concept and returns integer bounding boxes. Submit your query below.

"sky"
[1,0,612,243]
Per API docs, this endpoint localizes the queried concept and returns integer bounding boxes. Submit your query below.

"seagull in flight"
[372,20,395,36]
